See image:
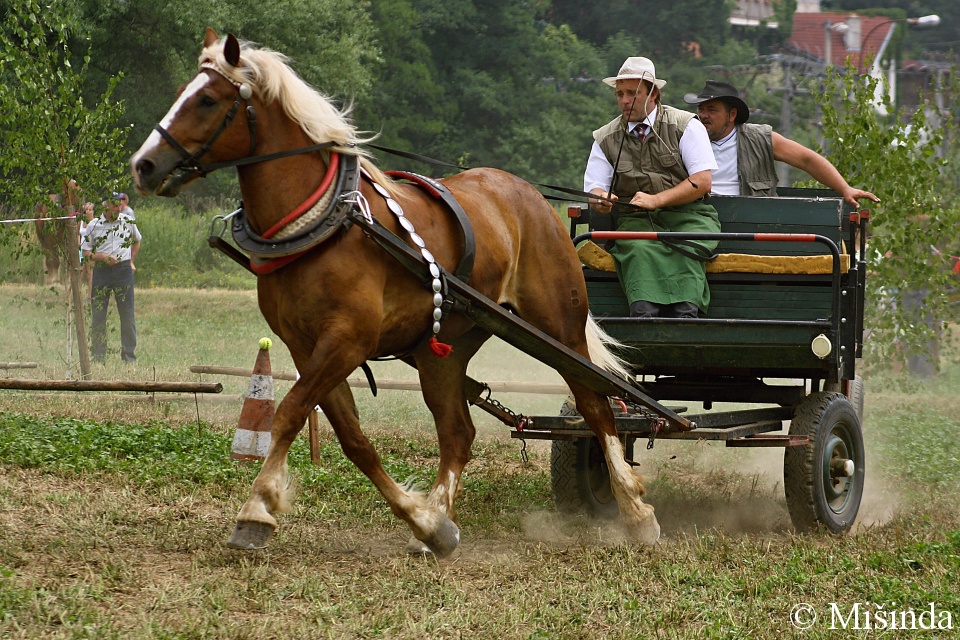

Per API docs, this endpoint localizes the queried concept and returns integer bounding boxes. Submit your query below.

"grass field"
[1,283,959,638]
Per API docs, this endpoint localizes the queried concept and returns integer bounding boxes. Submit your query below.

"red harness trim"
[260,152,340,240]
[386,170,443,199]
[248,153,340,274]
[249,251,307,275]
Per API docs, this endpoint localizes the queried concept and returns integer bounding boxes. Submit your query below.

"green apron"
[609,201,720,311]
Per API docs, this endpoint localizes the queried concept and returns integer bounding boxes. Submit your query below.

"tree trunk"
[64,216,91,379]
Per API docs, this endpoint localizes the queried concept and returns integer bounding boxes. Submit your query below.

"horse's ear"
[224,34,241,68]
[203,27,219,49]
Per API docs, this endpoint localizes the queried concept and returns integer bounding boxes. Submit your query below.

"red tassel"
[429,336,454,358]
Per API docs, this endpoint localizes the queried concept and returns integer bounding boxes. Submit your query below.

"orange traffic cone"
[231,338,275,462]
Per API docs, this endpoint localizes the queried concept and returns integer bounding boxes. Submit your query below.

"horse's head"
[131,28,256,197]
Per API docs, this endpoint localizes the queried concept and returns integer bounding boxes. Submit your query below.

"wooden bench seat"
[573,190,862,380]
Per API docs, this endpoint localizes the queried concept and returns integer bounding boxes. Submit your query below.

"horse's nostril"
[136,158,155,178]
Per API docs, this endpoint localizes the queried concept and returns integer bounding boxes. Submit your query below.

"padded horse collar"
[230,153,361,262]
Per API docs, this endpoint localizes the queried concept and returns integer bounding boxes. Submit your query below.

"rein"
[367,142,642,213]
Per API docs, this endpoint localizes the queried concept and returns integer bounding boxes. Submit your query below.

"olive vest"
[594,105,694,200]
[736,123,778,196]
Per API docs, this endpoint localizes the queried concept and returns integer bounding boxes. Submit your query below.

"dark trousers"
[629,300,700,318]
[91,261,137,362]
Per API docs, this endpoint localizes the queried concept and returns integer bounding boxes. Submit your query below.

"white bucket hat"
[603,57,666,89]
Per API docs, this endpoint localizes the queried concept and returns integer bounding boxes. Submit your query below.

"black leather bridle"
[152,65,258,179]
[152,64,340,179]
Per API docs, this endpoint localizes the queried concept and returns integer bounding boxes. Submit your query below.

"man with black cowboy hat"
[585,57,719,319]
[684,80,879,207]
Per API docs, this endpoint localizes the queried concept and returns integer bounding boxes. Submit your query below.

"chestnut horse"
[131,29,660,556]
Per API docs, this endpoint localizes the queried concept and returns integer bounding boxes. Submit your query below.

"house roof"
[787,12,898,72]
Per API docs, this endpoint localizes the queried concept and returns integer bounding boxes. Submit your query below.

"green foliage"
[130,202,255,290]
[874,408,960,489]
[811,63,959,369]
[0,412,248,485]
[0,0,129,215]
[546,0,733,57]
[356,0,616,185]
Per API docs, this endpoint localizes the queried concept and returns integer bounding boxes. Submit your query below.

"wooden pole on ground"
[307,410,322,465]
[189,365,569,395]
[191,365,298,381]
[0,379,222,393]
[0,363,39,369]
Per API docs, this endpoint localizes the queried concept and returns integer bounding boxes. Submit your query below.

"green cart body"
[531,188,869,533]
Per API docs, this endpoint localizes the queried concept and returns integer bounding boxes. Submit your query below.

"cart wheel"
[550,399,618,518]
[848,374,865,426]
[783,392,864,533]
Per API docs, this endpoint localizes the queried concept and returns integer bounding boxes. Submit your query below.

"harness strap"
[368,143,462,169]
[203,141,340,174]
[385,171,476,285]
[154,93,246,178]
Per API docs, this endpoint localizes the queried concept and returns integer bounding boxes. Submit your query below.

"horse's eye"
[200,95,218,108]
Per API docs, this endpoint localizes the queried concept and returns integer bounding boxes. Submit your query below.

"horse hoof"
[225,520,275,550]
[421,516,460,559]
[405,536,433,556]
[632,513,661,546]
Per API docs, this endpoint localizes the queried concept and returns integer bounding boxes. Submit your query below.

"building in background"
[730,0,777,28]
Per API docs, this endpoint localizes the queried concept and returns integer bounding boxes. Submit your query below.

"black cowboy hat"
[684,80,750,124]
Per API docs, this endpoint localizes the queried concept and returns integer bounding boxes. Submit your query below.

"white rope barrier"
[1,214,77,224]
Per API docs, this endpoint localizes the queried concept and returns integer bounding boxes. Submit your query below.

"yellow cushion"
[577,240,617,272]
[577,240,850,275]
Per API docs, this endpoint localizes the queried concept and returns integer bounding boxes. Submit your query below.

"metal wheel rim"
[822,425,855,513]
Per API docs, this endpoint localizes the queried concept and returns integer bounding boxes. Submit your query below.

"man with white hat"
[684,79,879,207]
[584,56,719,318]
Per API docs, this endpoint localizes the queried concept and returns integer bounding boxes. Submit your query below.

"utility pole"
[768,57,810,187]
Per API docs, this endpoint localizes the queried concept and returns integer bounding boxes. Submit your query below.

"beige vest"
[594,105,694,200]
[737,123,778,196]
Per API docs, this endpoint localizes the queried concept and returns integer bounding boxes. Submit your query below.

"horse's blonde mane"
[199,37,396,191]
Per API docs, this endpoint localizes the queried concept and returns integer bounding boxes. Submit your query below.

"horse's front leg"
[401,329,488,554]
[226,379,317,550]
[318,381,461,558]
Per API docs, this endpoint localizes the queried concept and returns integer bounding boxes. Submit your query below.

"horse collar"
[230,153,361,273]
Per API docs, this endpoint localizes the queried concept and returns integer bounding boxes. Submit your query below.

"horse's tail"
[585,313,633,382]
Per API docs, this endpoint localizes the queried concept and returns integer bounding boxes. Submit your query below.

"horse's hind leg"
[568,381,660,544]
[404,328,490,554]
